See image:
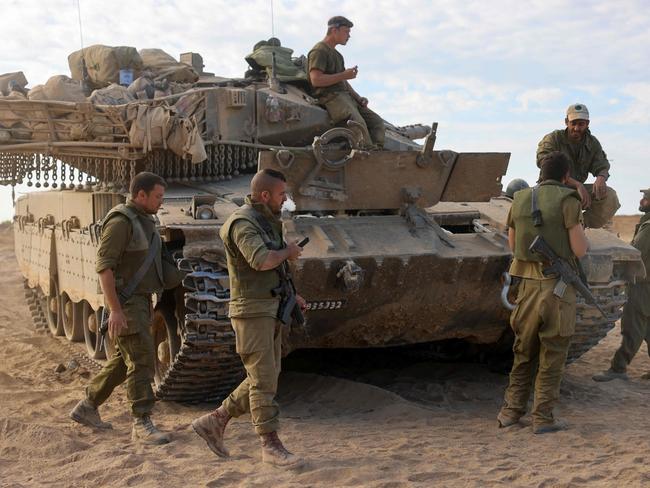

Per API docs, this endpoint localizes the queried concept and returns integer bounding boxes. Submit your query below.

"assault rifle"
[529,235,607,318]
[272,237,308,327]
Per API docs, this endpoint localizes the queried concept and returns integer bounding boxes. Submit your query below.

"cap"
[566,103,589,121]
[641,188,650,199]
[328,16,353,28]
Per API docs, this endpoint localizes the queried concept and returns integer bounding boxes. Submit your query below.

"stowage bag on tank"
[68,45,143,88]
[139,49,198,83]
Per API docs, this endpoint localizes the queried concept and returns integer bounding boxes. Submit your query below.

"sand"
[1,217,649,488]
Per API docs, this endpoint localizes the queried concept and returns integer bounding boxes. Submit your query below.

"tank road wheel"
[45,279,64,336]
[61,294,84,342]
[82,302,106,360]
[152,307,181,387]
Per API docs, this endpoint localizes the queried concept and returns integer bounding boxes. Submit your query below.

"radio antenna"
[270,0,275,37]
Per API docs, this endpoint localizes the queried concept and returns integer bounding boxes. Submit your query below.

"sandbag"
[0,71,28,96]
[42,75,86,102]
[27,84,47,101]
[89,83,134,105]
[127,75,155,99]
[68,45,143,88]
[167,116,207,163]
[139,49,198,83]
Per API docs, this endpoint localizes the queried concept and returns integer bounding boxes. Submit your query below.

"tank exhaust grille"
[227,89,247,108]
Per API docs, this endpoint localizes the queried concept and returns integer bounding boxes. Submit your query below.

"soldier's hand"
[342,66,358,80]
[577,183,592,209]
[358,97,368,107]
[296,294,308,312]
[592,176,608,200]
[108,310,128,339]
[286,240,303,261]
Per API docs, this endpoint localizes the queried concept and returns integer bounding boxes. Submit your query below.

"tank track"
[153,258,244,404]
[24,281,48,330]
[566,279,627,363]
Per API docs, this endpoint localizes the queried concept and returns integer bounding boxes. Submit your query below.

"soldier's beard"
[639,204,650,213]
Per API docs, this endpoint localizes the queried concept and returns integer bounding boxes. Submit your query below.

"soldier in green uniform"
[308,15,385,149]
[498,151,589,434]
[70,172,183,445]
[593,188,650,382]
[536,103,620,228]
[192,169,306,468]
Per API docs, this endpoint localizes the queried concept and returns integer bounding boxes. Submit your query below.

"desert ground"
[1,217,649,488]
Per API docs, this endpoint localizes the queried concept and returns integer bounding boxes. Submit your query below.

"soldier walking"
[593,188,650,381]
[192,169,306,467]
[536,103,620,228]
[498,151,589,434]
[70,172,183,444]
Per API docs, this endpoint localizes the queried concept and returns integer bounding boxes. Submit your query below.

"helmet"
[505,178,530,199]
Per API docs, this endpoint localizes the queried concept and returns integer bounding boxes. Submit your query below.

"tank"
[1,44,645,403]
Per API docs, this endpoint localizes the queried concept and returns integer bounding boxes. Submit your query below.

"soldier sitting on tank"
[308,16,385,149]
[497,151,589,434]
[70,172,183,445]
[536,103,620,228]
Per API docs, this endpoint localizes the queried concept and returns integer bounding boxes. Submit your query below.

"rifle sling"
[118,230,161,304]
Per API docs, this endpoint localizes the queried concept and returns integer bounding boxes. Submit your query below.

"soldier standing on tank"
[593,189,650,382]
[192,169,306,468]
[536,103,620,228]
[307,15,385,149]
[497,151,589,434]
[70,172,183,445]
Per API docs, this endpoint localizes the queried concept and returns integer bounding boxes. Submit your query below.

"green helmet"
[505,178,529,199]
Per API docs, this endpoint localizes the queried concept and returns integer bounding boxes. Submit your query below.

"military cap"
[566,103,589,121]
[328,16,353,28]
[641,188,650,199]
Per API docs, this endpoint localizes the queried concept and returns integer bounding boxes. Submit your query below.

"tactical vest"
[103,203,164,294]
[511,181,580,262]
[219,204,283,301]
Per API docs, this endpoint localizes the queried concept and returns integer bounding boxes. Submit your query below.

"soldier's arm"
[344,81,367,106]
[589,137,611,180]
[535,133,557,168]
[231,221,302,272]
[309,67,357,87]
[564,197,588,258]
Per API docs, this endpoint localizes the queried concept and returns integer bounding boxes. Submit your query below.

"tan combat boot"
[131,415,171,445]
[69,398,112,429]
[260,431,303,468]
[192,408,230,457]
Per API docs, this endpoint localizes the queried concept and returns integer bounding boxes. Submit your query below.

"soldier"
[192,169,306,468]
[70,172,183,445]
[308,15,385,149]
[593,188,650,382]
[536,103,620,228]
[498,151,589,434]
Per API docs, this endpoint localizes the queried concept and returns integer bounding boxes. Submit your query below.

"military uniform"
[609,210,650,373]
[85,200,182,418]
[308,41,385,148]
[537,129,620,228]
[218,196,285,435]
[499,181,582,429]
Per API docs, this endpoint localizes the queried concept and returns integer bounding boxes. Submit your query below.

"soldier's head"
[130,172,167,214]
[640,188,650,213]
[539,151,570,183]
[326,16,353,45]
[251,169,287,215]
[564,103,590,142]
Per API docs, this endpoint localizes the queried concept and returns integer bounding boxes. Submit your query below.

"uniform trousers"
[222,316,283,435]
[321,91,385,148]
[583,184,620,228]
[611,284,650,372]
[500,278,576,427]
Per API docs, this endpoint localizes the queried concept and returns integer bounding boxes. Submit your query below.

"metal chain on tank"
[218,144,225,179]
[59,159,67,189]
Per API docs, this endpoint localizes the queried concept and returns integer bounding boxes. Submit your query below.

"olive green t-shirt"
[507,196,583,279]
[307,41,346,98]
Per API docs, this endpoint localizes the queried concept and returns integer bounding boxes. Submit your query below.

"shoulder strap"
[243,204,284,250]
[118,229,161,303]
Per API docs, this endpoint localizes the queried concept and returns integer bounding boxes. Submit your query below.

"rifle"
[529,235,607,318]
[272,237,308,327]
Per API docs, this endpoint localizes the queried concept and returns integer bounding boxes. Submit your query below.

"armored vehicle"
[1,43,645,403]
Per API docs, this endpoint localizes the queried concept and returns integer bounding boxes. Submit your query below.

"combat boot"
[69,398,112,429]
[496,411,520,429]
[592,368,629,382]
[533,418,568,435]
[131,415,170,445]
[192,408,230,457]
[260,431,303,468]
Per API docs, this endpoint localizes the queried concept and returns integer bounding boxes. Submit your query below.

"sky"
[1,0,649,221]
